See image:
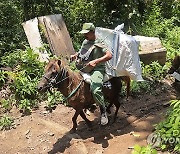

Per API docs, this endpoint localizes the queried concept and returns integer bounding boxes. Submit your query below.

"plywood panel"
[22,18,49,62]
[38,14,75,58]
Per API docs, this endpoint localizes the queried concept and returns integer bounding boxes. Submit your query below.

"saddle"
[80,72,131,99]
[80,71,112,84]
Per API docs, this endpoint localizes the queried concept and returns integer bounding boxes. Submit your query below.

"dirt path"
[0,81,179,154]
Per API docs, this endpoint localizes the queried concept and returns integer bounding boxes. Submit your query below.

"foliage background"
[0,0,179,57]
[0,1,179,151]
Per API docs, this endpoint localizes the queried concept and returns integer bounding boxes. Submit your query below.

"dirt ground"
[0,78,179,154]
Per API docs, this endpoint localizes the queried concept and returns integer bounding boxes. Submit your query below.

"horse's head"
[37,59,65,92]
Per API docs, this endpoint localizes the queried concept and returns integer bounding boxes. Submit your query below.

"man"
[71,23,112,125]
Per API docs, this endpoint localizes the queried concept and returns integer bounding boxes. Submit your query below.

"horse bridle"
[41,62,85,100]
[42,67,68,88]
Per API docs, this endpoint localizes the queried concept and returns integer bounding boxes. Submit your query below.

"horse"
[37,59,126,132]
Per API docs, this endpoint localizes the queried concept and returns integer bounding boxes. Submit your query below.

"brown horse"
[38,59,124,132]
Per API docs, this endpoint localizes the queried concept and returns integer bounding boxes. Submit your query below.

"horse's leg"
[113,100,120,122]
[70,110,80,133]
[106,103,113,114]
[80,111,92,128]
[111,77,122,122]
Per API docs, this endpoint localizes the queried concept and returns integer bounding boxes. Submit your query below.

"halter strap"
[64,79,83,101]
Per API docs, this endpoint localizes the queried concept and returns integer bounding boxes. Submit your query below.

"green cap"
[79,23,95,34]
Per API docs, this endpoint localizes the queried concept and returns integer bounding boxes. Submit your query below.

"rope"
[64,79,83,101]
[54,63,88,85]
[42,63,88,102]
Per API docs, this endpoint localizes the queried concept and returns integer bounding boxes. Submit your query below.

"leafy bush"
[162,25,180,61]
[141,61,169,82]
[1,48,44,78]
[11,71,39,99]
[0,47,68,113]
[0,0,25,55]
[18,99,38,114]
[132,144,157,154]
[1,48,44,113]
[130,80,152,95]
[0,98,13,112]
[1,50,22,68]
[45,91,64,111]
[129,60,171,95]
[0,115,14,130]
[136,0,179,62]
[155,100,180,152]
[0,70,8,88]
[68,61,79,72]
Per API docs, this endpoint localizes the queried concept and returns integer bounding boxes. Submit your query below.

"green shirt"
[79,39,107,71]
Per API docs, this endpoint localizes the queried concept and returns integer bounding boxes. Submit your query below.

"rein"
[64,79,83,101]
[43,67,67,87]
[43,63,88,101]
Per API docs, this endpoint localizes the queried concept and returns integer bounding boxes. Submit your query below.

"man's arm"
[88,50,112,67]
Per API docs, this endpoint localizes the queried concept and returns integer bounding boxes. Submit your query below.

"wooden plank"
[22,18,49,62]
[38,14,75,58]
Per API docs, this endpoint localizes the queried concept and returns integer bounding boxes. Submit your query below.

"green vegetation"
[1,0,179,57]
[130,80,152,95]
[155,100,180,153]
[0,70,8,88]
[132,144,157,154]
[0,48,66,114]
[0,4,179,154]
[141,61,170,82]
[1,98,13,112]
[0,115,14,130]
[130,60,171,95]
[0,48,44,113]
[46,91,64,111]
[132,100,180,153]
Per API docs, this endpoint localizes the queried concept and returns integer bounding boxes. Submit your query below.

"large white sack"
[95,25,143,81]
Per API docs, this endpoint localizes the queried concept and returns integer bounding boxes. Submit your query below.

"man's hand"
[70,53,78,62]
[88,59,98,67]
[87,50,112,68]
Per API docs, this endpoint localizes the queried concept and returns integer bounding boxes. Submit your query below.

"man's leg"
[90,70,108,125]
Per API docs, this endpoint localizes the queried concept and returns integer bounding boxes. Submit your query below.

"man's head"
[79,23,95,41]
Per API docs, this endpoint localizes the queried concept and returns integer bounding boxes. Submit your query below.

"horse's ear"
[57,59,61,66]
